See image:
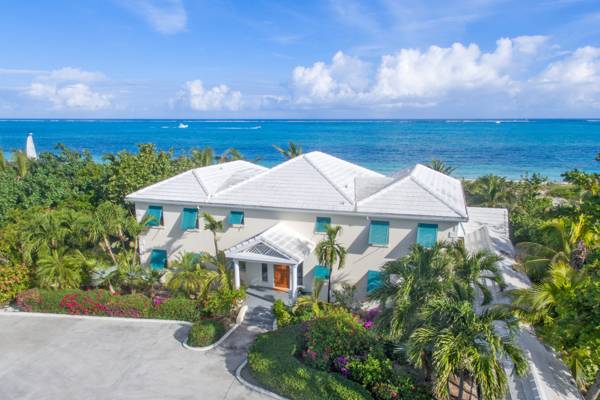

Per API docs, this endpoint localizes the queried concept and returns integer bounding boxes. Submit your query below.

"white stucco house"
[125,151,471,301]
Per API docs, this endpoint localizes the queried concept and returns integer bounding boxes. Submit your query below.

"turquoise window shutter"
[417,224,438,248]
[149,249,167,270]
[367,270,382,293]
[313,265,331,280]
[315,217,331,233]
[368,220,389,245]
[181,208,198,230]
[229,211,244,225]
[146,205,163,226]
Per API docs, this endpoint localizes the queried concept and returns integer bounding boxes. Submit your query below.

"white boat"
[26,133,37,160]
[178,123,189,129]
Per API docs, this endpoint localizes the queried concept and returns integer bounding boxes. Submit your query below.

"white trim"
[0,311,192,325]
[235,359,289,400]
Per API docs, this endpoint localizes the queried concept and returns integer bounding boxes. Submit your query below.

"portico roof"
[224,223,315,265]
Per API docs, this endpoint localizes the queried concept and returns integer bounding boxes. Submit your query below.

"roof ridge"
[356,167,415,205]
[211,160,288,198]
[409,173,467,218]
[126,169,199,198]
[303,153,355,205]
[191,169,209,196]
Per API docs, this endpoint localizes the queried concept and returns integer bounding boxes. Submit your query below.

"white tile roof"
[125,160,267,203]
[224,223,315,264]
[126,152,468,221]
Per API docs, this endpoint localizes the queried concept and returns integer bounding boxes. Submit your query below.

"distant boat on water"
[26,132,37,159]
[178,123,189,129]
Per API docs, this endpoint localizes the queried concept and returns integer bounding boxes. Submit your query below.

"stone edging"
[0,310,193,325]
[182,305,248,352]
[235,359,289,400]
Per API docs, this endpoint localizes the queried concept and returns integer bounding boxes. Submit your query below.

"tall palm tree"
[449,242,505,305]
[428,159,456,175]
[203,212,224,254]
[83,202,128,265]
[369,243,455,338]
[12,150,29,179]
[314,225,347,303]
[407,297,527,400]
[166,252,217,299]
[273,141,302,159]
[36,249,84,289]
[466,174,512,207]
[516,215,596,281]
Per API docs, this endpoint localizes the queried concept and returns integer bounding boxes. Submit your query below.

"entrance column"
[233,259,240,289]
[290,263,299,302]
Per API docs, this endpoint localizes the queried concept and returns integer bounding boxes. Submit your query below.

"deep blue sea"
[1,119,599,180]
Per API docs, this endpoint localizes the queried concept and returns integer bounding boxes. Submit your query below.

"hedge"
[248,324,373,400]
[0,263,29,304]
[187,319,227,347]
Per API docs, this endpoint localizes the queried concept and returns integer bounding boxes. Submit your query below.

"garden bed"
[14,288,204,322]
[248,324,373,400]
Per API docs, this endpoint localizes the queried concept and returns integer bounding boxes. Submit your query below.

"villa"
[126,151,477,301]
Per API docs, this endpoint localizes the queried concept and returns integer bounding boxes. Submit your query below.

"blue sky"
[1,0,600,118]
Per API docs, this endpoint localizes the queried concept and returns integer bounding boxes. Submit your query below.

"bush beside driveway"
[0,314,267,400]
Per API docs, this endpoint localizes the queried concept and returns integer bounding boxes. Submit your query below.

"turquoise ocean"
[0,119,599,180]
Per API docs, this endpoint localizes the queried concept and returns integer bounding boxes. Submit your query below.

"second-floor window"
[229,211,245,226]
[416,223,438,248]
[314,216,331,233]
[146,205,164,227]
[368,220,389,246]
[180,208,199,230]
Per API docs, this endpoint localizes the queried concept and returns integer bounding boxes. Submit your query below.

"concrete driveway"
[0,314,270,400]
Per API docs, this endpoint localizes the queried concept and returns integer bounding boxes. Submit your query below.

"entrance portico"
[225,223,314,302]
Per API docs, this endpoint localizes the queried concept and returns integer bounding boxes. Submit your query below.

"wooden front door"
[273,264,289,290]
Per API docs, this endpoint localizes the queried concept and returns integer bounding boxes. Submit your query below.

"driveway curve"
[0,313,270,400]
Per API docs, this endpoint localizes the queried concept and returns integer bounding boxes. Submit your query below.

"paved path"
[0,294,275,400]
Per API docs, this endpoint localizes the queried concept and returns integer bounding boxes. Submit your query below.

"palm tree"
[466,174,512,207]
[83,202,128,265]
[36,249,84,289]
[166,252,217,299]
[190,147,215,167]
[203,212,224,254]
[12,150,29,179]
[199,251,233,292]
[449,242,505,305]
[314,225,347,303]
[292,278,327,317]
[90,263,119,294]
[407,297,527,400]
[369,243,455,338]
[516,215,596,281]
[428,159,456,175]
[218,148,244,163]
[273,141,302,159]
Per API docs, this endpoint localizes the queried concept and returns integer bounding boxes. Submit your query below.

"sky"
[1,0,600,118]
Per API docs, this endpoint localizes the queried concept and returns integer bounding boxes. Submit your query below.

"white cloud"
[123,0,187,34]
[43,67,105,82]
[27,82,111,110]
[292,51,370,103]
[178,80,242,111]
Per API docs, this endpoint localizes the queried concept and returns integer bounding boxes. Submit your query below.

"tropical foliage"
[315,224,347,302]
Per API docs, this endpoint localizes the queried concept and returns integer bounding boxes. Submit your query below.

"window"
[239,261,246,272]
[368,220,389,246]
[229,211,245,225]
[180,208,198,230]
[297,263,303,286]
[149,249,167,270]
[314,216,331,233]
[146,205,163,227]
[313,265,330,280]
[416,224,438,248]
[261,263,268,282]
[367,270,382,293]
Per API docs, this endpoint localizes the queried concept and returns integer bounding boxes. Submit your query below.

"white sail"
[26,133,37,160]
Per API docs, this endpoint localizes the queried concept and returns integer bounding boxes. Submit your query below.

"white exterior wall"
[136,202,459,300]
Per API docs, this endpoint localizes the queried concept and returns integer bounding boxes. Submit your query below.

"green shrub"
[303,308,371,370]
[152,297,201,321]
[200,288,245,319]
[0,263,29,304]
[248,325,373,400]
[347,355,393,390]
[272,299,292,327]
[187,319,227,347]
